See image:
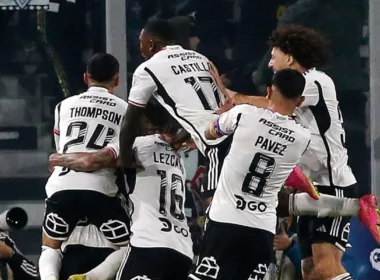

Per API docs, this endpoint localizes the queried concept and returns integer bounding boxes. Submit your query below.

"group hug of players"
[37,18,380,280]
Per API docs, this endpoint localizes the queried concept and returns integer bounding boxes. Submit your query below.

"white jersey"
[45,86,128,197]
[295,69,356,187]
[209,105,311,234]
[129,134,193,259]
[61,224,118,252]
[128,45,226,154]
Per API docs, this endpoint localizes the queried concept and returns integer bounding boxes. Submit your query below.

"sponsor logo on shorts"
[248,263,269,280]
[45,213,69,236]
[195,256,220,279]
[370,248,380,271]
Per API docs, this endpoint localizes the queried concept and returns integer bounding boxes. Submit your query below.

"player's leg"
[165,252,192,280]
[116,246,169,280]
[188,220,253,280]
[200,136,233,209]
[60,245,115,280]
[298,186,356,280]
[39,191,78,280]
[74,192,130,280]
[277,188,380,243]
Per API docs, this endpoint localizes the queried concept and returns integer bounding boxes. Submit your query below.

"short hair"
[268,25,330,69]
[168,16,197,49]
[144,18,174,43]
[144,98,171,130]
[272,69,305,100]
[87,53,119,83]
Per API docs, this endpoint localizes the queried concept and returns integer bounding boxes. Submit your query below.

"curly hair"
[268,25,330,69]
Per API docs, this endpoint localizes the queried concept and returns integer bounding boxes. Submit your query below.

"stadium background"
[0,0,378,279]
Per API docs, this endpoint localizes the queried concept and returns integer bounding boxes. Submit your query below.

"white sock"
[38,246,62,280]
[290,193,360,218]
[331,272,353,279]
[85,247,128,280]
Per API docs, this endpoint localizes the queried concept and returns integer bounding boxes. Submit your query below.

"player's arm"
[53,102,62,151]
[49,147,117,172]
[205,106,244,140]
[210,62,269,109]
[119,67,157,167]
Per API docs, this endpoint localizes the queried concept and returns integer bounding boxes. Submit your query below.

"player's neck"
[291,63,307,73]
[88,83,113,93]
[267,101,294,117]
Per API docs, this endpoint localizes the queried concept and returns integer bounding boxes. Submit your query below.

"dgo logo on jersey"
[195,256,220,279]
[370,248,380,271]
[234,195,267,213]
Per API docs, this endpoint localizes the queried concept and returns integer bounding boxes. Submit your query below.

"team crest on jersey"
[195,256,220,279]
[370,248,380,271]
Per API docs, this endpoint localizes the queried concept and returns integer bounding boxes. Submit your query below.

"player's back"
[46,87,128,197]
[132,45,226,153]
[295,69,356,187]
[129,134,193,259]
[209,105,311,233]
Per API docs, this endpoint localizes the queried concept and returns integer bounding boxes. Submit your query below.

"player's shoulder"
[109,93,128,108]
[289,120,311,141]
[59,94,81,107]
[134,134,171,150]
[303,68,334,86]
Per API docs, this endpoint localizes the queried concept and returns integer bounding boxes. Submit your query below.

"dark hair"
[144,98,172,131]
[87,53,119,83]
[268,25,330,69]
[168,16,197,49]
[272,69,305,100]
[144,18,175,43]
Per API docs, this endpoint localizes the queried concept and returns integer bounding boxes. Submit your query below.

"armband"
[209,120,225,138]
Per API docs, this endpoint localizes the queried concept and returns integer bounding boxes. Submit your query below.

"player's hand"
[273,231,292,251]
[209,62,236,99]
[48,153,60,173]
[180,138,198,152]
[217,98,234,114]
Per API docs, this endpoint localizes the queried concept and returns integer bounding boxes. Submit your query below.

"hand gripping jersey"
[45,86,128,197]
[128,45,226,155]
[129,134,193,259]
[208,105,311,234]
[295,69,356,187]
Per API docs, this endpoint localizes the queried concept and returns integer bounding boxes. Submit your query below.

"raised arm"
[210,62,269,109]
[119,66,157,167]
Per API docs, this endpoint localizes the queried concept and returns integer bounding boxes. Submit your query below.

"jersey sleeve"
[128,66,157,108]
[105,139,119,159]
[212,105,251,136]
[299,80,319,107]
[53,103,61,151]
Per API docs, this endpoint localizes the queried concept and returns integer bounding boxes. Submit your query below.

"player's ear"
[287,55,294,66]
[83,73,89,85]
[114,75,120,88]
[296,96,305,107]
[266,86,272,99]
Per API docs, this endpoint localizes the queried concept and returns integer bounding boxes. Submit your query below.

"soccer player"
[119,18,314,211]
[212,25,379,280]
[38,53,130,280]
[50,99,193,280]
[188,69,310,280]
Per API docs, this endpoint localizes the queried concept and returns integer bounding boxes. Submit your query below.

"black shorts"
[59,244,115,280]
[188,220,274,280]
[43,190,130,245]
[116,246,192,280]
[297,184,357,258]
[201,135,233,199]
